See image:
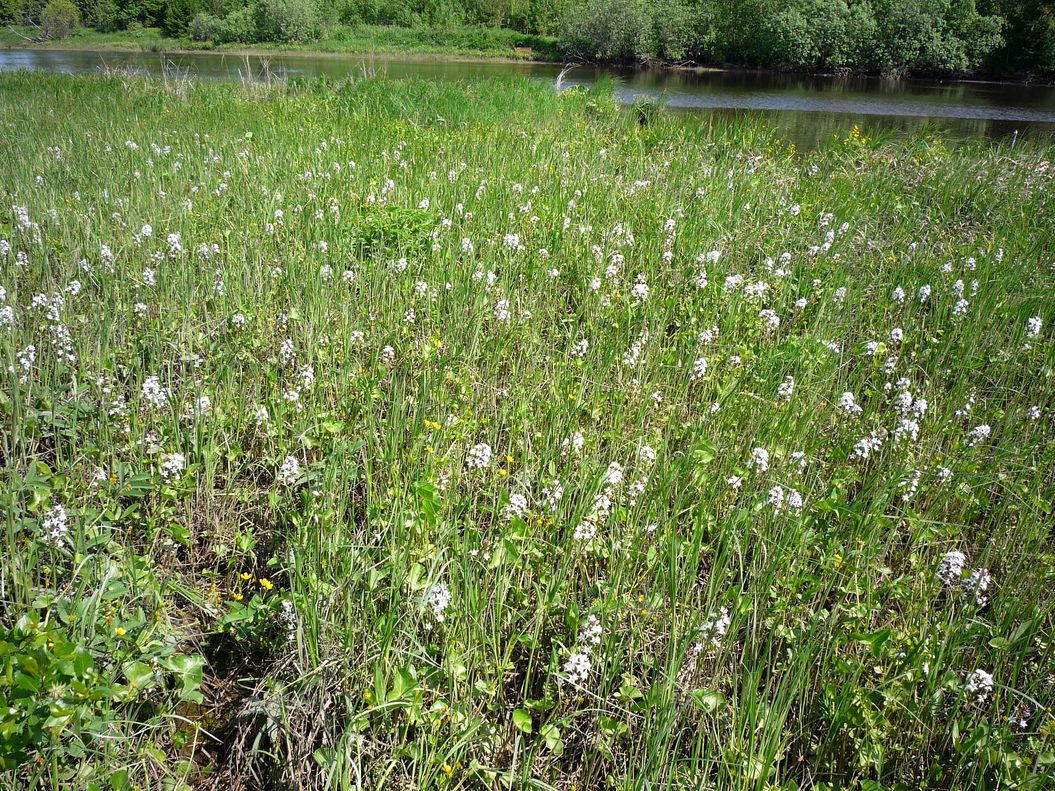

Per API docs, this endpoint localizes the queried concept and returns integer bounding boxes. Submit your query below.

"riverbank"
[7,26,1055,86]
[0,24,562,62]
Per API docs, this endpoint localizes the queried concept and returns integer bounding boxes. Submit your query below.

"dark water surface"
[3,48,1055,149]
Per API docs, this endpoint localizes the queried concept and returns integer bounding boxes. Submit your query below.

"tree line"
[4,0,1054,78]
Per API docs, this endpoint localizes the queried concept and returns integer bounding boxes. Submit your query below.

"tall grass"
[0,73,1053,790]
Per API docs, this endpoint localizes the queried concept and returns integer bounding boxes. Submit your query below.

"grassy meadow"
[0,25,560,60]
[1,72,1054,790]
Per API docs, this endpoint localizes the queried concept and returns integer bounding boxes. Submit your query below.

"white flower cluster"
[622,330,649,368]
[160,452,185,482]
[838,391,863,417]
[749,447,770,473]
[466,442,492,469]
[561,431,585,458]
[965,668,994,702]
[758,308,780,332]
[42,504,70,547]
[277,455,301,486]
[777,375,795,401]
[503,493,528,521]
[574,462,624,542]
[767,484,803,514]
[937,550,992,605]
[562,650,592,686]
[541,479,564,511]
[892,379,927,445]
[937,550,966,584]
[695,606,731,650]
[851,430,885,460]
[561,615,602,686]
[424,581,452,623]
[966,424,991,447]
[690,356,708,382]
[141,375,169,409]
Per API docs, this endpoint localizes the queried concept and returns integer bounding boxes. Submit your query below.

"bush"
[213,5,255,42]
[558,0,657,63]
[0,0,20,25]
[252,0,323,42]
[651,0,698,62]
[869,0,1003,74]
[40,0,78,38]
[188,10,216,40]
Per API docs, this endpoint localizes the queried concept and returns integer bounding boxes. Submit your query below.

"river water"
[3,48,1055,149]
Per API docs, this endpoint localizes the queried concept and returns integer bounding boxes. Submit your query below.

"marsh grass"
[0,72,1053,790]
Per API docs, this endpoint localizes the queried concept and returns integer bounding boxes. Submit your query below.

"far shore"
[2,30,1050,86]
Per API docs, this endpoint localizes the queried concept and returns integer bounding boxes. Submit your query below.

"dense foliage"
[1,71,1054,789]
[558,0,1008,73]
[3,0,1055,77]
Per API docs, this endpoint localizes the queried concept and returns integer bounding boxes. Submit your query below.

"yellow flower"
[442,763,453,776]
[233,593,244,602]
[498,468,508,476]
[259,578,274,590]
[505,454,513,464]
[240,572,252,581]
[114,627,127,636]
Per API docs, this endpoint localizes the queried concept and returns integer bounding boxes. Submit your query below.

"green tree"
[869,0,1002,74]
[559,0,669,63]
[979,0,1055,77]
[40,0,79,36]
[252,0,323,41]
[162,0,200,34]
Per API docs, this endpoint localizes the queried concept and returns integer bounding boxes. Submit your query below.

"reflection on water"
[2,48,1054,150]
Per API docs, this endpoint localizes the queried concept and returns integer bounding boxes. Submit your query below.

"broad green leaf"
[512,708,532,734]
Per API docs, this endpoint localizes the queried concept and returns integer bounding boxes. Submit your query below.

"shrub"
[0,0,20,25]
[651,0,698,62]
[558,0,656,63]
[188,10,217,40]
[252,0,323,42]
[39,0,78,38]
[213,5,256,42]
